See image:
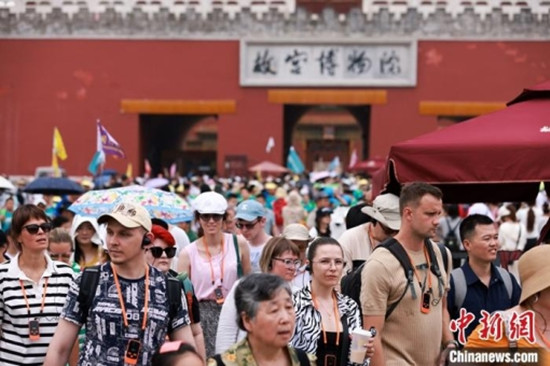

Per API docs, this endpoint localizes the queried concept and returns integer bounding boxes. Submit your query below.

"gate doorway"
[139,114,217,177]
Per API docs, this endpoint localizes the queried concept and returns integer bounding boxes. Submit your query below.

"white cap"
[193,191,228,215]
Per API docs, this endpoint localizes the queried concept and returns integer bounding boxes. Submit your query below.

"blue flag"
[87,150,104,175]
[287,146,305,174]
[328,156,340,172]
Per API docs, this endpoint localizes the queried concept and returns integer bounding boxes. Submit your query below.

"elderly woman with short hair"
[208,273,315,366]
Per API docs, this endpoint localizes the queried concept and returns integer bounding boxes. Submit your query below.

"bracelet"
[445,340,459,349]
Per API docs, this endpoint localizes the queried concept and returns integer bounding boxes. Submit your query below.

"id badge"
[421,291,431,314]
[124,339,141,365]
[29,319,40,341]
[214,286,225,305]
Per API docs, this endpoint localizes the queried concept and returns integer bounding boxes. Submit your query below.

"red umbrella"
[248,161,289,174]
[350,156,386,175]
[377,80,550,203]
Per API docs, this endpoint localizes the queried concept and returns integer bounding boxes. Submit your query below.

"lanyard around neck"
[311,289,340,346]
[19,278,49,317]
[203,236,225,285]
[112,264,149,330]
[405,246,432,291]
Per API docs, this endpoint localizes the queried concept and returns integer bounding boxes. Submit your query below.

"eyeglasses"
[148,247,177,259]
[312,258,345,268]
[272,257,301,268]
[49,253,72,260]
[23,223,52,235]
[199,214,223,222]
[236,219,259,230]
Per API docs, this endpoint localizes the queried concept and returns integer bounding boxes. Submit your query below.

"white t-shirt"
[248,242,267,273]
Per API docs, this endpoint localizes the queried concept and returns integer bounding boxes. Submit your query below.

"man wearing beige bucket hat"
[466,244,550,362]
[339,193,401,275]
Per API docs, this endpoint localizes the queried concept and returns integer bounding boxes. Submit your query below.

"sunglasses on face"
[148,246,177,259]
[23,223,52,235]
[236,219,259,230]
[199,214,223,222]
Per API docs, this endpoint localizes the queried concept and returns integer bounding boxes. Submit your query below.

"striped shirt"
[0,253,75,365]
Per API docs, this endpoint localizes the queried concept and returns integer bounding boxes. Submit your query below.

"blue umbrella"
[23,177,84,195]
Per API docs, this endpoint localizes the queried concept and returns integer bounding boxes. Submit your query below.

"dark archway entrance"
[120,99,236,177]
[140,114,217,177]
[268,89,387,172]
[283,104,371,171]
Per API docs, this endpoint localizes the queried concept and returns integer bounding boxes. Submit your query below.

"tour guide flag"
[98,121,126,158]
[88,120,125,175]
[287,146,305,174]
[52,127,68,176]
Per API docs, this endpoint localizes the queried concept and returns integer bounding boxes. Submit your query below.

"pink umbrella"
[248,161,289,174]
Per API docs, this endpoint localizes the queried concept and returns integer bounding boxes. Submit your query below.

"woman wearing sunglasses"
[291,237,374,366]
[177,191,252,358]
[146,224,206,359]
[215,236,301,354]
[0,204,75,365]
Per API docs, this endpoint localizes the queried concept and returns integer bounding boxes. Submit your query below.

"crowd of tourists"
[0,171,549,365]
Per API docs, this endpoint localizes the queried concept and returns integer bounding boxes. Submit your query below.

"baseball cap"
[361,193,401,231]
[235,199,266,221]
[98,201,152,231]
[282,224,311,241]
[193,191,227,215]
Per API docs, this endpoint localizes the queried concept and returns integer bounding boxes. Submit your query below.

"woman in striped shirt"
[0,204,75,365]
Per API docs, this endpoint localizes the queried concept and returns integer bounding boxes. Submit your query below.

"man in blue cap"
[235,199,271,273]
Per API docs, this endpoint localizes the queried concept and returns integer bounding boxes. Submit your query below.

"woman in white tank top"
[177,191,251,358]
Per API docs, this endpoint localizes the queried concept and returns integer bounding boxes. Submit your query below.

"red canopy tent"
[349,156,386,175]
[376,81,550,203]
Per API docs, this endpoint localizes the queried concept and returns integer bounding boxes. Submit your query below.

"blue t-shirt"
[61,263,190,366]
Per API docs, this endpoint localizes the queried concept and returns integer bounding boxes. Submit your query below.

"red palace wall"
[0,39,549,176]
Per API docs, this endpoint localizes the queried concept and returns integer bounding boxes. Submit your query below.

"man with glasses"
[235,199,271,273]
[339,193,401,276]
[44,201,195,366]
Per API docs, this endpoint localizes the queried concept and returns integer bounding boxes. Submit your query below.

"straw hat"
[518,245,550,304]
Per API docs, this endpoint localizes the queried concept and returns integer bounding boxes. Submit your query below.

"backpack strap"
[495,267,513,300]
[436,242,449,275]
[295,348,310,366]
[451,267,467,310]
[375,238,416,319]
[426,240,447,298]
[166,275,183,322]
[77,265,100,324]
[233,234,243,278]
[177,272,196,323]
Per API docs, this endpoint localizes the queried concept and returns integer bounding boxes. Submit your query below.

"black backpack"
[340,238,449,319]
[443,217,461,252]
[78,265,182,324]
